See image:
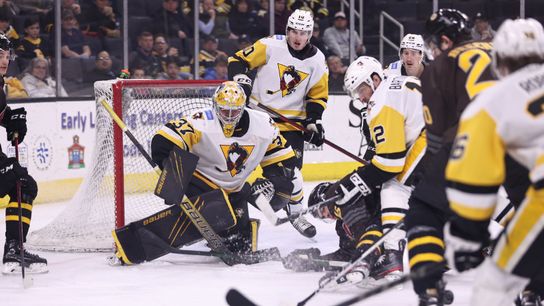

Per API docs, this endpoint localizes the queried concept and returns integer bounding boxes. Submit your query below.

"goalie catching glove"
[250,176,293,212]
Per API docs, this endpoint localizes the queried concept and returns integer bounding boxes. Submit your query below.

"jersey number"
[527,94,544,117]
[172,119,194,135]
[450,134,469,160]
[458,49,495,100]
[373,126,386,144]
[242,46,255,57]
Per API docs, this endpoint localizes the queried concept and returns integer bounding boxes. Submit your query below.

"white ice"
[1,182,481,306]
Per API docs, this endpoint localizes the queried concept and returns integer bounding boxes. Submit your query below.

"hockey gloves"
[250,176,293,212]
[233,74,253,105]
[302,117,325,146]
[444,221,487,272]
[0,157,27,197]
[2,107,27,145]
[335,170,372,206]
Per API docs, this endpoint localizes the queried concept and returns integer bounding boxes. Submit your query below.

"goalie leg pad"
[113,189,236,264]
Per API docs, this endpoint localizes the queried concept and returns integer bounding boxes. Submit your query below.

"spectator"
[471,12,495,41]
[153,0,192,40]
[157,57,191,80]
[197,35,227,71]
[80,0,120,38]
[84,50,116,83]
[129,31,163,78]
[326,55,346,92]
[20,57,67,97]
[237,34,251,50]
[199,0,216,36]
[203,55,228,80]
[16,17,52,60]
[130,67,147,79]
[0,10,19,48]
[229,0,258,39]
[61,9,91,58]
[273,0,290,35]
[5,76,28,98]
[255,0,269,37]
[323,11,364,63]
[211,0,233,39]
[0,1,18,21]
[310,23,329,57]
[45,0,82,33]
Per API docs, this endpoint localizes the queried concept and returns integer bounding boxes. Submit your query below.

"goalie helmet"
[426,9,471,45]
[308,182,335,220]
[213,81,247,138]
[344,56,384,99]
[286,9,314,42]
[492,18,544,78]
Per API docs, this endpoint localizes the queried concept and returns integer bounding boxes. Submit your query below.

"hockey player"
[227,9,329,238]
[150,81,298,255]
[384,33,426,78]
[0,33,47,274]
[445,18,544,306]
[332,55,426,283]
[402,9,495,305]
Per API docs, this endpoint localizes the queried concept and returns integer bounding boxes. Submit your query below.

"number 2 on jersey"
[458,49,495,100]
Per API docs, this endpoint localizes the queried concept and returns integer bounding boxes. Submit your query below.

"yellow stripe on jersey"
[447,187,498,221]
[446,109,506,187]
[260,149,295,167]
[494,187,544,272]
[370,105,407,173]
[306,72,329,110]
[397,131,426,183]
[229,40,268,70]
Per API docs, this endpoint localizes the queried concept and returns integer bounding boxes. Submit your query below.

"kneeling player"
[114,81,298,264]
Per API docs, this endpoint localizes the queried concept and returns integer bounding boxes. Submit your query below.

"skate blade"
[2,262,48,275]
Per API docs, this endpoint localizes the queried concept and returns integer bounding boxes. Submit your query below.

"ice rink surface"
[1,182,482,306]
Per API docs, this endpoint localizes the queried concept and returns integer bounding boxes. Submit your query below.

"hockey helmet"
[426,9,471,46]
[213,81,247,137]
[0,33,11,52]
[308,182,335,220]
[344,56,384,99]
[286,9,314,42]
[492,18,544,78]
[399,34,424,61]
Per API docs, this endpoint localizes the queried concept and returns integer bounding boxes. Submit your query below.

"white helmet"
[399,34,424,57]
[286,9,314,41]
[492,18,544,78]
[344,56,384,99]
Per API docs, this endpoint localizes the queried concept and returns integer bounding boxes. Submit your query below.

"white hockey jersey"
[446,63,544,222]
[155,108,295,192]
[367,75,426,184]
[230,35,329,131]
[383,60,403,78]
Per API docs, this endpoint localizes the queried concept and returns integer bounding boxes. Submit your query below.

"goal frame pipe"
[110,79,223,230]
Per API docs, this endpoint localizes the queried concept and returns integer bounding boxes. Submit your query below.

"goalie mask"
[213,81,247,137]
[308,182,335,222]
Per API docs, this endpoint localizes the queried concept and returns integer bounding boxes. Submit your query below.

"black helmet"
[0,33,12,52]
[308,182,334,219]
[426,9,471,45]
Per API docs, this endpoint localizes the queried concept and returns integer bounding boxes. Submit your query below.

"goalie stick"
[248,99,368,165]
[100,99,266,266]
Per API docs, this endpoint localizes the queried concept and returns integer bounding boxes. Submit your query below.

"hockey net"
[27,79,222,252]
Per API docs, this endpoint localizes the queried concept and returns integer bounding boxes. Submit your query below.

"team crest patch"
[276,64,309,96]
[217,142,255,177]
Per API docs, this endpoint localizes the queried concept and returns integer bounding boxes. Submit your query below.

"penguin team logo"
[216,142,255,177]
[274,63,309,97]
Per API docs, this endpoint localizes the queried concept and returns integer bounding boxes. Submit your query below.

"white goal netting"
[27,80,221,252]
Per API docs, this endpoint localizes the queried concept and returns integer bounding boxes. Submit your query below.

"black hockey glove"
[0,157,28,197]
[444,221,487,272]
[3,107,27,145]
[302,117,325,147]
[335,170,372,206]
[233,74,253,105]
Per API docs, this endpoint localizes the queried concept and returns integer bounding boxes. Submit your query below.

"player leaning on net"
[151,81,297,255]
[0,34,46,274]
[384,33,426,78]
[227,9,329,239]
[444,18,544,306]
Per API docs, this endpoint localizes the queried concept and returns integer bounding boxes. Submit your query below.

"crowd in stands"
[0,0,514,98]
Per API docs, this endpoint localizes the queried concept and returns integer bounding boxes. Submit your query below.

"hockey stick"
[332,260,448,306]
[100,99,263,266]
[14,134,33,288]
[226,288,258,306]
[248,100,368,165]
[494,202,514,225]
[297,220,405,306]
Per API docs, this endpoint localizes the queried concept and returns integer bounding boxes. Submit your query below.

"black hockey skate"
[371,240,405,281]
[516,291,543,306]
[418,281,454,306]
[3,240,48,274]
[285,204,316,238]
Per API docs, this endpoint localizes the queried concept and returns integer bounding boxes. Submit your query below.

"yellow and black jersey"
[152,108,295,192]
[363,75,426,186]
[228,35,329,131]
[446,63,544,223]
[16,36,51,59]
